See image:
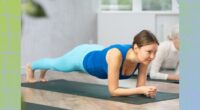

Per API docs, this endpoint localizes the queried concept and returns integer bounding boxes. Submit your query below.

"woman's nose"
[150,53,155,59]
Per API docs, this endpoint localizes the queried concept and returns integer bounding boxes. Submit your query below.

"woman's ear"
[133,44,139,53]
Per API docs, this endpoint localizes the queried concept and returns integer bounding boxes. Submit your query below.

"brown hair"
[132,30,159,48]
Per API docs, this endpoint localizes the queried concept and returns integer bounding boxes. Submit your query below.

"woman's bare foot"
[26,64,36,83]
[40,70,48,82]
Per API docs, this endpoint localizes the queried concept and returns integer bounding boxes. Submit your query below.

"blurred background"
[21,0,179,73]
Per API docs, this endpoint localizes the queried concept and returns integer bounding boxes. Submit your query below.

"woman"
[149,25,179,81]
[26,30,159,98]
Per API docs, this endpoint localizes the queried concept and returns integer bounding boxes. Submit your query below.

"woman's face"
[135,43,158,65]
[172,34,180,50]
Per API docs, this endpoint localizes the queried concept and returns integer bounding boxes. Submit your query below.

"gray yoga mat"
[22,79,179,105]
[147,78,179,84]
[132,75,179,84]
[23,102,67,110]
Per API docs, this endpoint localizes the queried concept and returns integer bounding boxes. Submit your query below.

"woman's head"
[132,30,159,64]
[167,24,179,40]
[168,24,180,50]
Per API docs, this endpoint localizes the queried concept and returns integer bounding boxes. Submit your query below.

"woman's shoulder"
[106,48,123,64]
[106,44,127,59]
[160,41,172,47]
[107,44,131,49]
[158,41,172,51]
[106,44,131,54]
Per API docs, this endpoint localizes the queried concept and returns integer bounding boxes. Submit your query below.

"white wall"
[21,0,99,71]
[97,12,179,46]
[98,12,155,46]
[156,14,179,41]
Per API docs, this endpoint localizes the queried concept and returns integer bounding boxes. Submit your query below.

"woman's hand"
[138,86,157,98]
[167,74,179,81]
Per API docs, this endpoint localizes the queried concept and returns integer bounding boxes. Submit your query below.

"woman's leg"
[26,63,36,83]
[26,44,105,83]
[26,44,90,83]
[31,44,105,72]
[40,70,48,82]
[26,56,76,83]
[26,58,63,83]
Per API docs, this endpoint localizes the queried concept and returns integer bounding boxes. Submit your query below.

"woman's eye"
[147,51,151,53]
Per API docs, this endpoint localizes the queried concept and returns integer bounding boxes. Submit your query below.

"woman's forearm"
[149,72,168,80]
[109,87,143,97]
[167,74,179,81]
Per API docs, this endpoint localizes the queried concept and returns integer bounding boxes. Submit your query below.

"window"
[101,0,132,11]
[101,0,179,12]
[142,0,172,11]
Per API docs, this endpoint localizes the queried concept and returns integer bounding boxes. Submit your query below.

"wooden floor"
[21,71,179,110]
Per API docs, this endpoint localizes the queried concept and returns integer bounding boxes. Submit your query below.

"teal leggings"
[32,44,104,72]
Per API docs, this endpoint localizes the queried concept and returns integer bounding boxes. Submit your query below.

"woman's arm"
[136,63,157,98]
[136,63,148,87]
[150,43,168,80]
[106,49,156,97]
[167,65,179,80]
[167,74,179,80]
[150,42,179,81]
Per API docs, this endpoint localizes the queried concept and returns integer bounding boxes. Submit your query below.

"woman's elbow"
[109,89,119,96]
[149,72,157,79]
[110,92,119,97]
